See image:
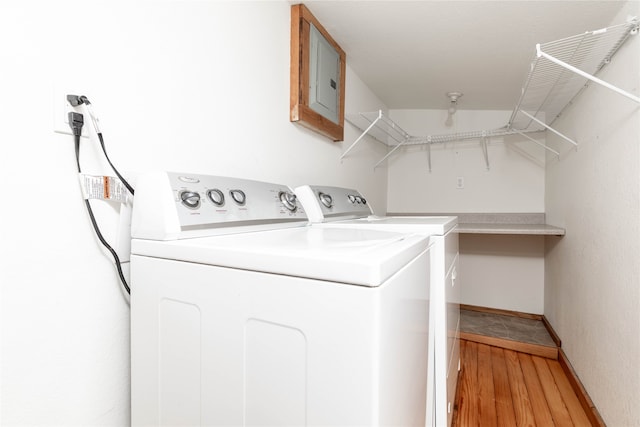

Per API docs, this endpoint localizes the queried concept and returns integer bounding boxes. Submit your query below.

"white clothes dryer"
[295,185,460,427]
[130,172,432,426]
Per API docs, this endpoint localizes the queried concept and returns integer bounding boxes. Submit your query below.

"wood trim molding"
[541,315,562,347]
[558,349,606,427]
[460,303,542,321]
[459,331,558,360]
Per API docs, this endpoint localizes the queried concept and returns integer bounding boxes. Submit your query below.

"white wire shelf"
[344,17,639,169]
[345,111,520,147]
[508,17,640,140]
[344,110,526,170]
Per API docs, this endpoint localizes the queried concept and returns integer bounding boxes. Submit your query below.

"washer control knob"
[229,189,246,205]
[348,194,356,204]
[361,197,367,205]
[207,189,225,206]
[180,191,201,209]
[318,192,333,208]
[279,191,298,212]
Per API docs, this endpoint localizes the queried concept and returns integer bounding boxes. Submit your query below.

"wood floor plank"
[503,348,537,427]
[456,340,480,427]
[477,343,497,427]
[518,353,555,426]
[547,358,593,426]
[532,356,573,426]
[490,346,517,427]
[454,339,595,427]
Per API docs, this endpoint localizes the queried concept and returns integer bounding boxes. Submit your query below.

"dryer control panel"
[295,185,373,223]
[132,172,307,240]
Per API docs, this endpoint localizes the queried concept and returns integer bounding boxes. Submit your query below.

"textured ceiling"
[301,1,628,110]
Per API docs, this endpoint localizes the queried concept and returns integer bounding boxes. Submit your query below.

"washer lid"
[131,226,429,287]
[323,215,457,235]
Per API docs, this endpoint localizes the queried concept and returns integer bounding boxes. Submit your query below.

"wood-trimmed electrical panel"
[290,4,346,142]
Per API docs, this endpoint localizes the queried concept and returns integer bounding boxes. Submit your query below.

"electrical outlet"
[52,84,89,137]
[456,176,464,189]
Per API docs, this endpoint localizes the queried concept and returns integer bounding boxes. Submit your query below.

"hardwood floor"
[452,340,593,427]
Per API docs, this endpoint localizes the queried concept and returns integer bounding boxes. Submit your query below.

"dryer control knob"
[318,192,333,208]
[229,189,246,205]
[279,191,298,212]
[348,194,356,204]
[180,191,201,209]
[207,189,225,206]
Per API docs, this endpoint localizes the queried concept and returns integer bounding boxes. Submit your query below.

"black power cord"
[67,95,135,195]
[68,111,131,295]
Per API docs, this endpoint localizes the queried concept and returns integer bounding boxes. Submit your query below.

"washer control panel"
[170,173,305,227]
[295,185,373,223]
[131,172,307,240]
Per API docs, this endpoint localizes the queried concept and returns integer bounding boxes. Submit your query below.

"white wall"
[459,235,545,314]
[386,109,545,213]
[0,1,388,425]
[544,3,640,425]
[386,109,546,313]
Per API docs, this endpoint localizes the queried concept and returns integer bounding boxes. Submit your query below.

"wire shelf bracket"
[518,110,579,148]
[511,129,560,158]
[426,137,432,173]
[342,110,411,161]
[372,136,416,169]
[480,132,490,171]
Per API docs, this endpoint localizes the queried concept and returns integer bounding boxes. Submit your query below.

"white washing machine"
[295,185,460,427]
[130,172,433,426]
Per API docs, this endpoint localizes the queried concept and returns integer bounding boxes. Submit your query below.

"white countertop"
[386,213,566,236]
[455,223,565,236]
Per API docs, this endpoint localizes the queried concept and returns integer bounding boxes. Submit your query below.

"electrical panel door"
[309,23,340,124]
